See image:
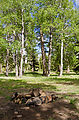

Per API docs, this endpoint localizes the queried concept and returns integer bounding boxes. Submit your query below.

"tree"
[54,0,77,76]
[33,1,48,76]
[0,0,35,77]
[43,0,58,76]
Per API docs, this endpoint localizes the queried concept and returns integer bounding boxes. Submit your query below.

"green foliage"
[0,0,79,75]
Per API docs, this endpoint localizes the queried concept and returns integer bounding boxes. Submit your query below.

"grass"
[69,98,77,105]
[48,118,54,120]
[0,71,79,107]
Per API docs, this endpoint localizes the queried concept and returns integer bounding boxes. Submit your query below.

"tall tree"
[48,27,52,76]
[19,8,24,77]
[43,0,58,76]
[54,0,76,76]
[40,25,47,75]
[0,0,35,77]
[34,1,48,76]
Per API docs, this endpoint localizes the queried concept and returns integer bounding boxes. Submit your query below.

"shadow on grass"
[50,74,58,77]
[0,73,6,77]
[0,78,57,97]
[24,72,42,77]
[55,77,79,85]
[0,71,79,77]
[43,77,79,86]
[0,72,42,77]
[0,72,79,86]
[0,73,15,77]
[0,72,58,77]
[63,72,79,75]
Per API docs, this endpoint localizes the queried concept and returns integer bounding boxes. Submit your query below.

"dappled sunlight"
[2,99,78,120]
[0,78,57,99]
[0,72,79,120]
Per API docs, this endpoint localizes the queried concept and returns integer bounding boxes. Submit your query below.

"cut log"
[11,89,58,106]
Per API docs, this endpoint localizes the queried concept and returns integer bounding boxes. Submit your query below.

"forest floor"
[0,72,79,120]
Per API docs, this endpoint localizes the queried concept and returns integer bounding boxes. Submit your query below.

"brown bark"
[67,65,70,73]
[31,54,34,72]
[48,27,52,76]
[0,63,2,73]
[32,64,34,72]
[6,48,9,76]
[40,26,47,76]
[23,56,25,74]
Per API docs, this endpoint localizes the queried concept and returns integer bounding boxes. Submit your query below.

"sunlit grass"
[0,72,79,101]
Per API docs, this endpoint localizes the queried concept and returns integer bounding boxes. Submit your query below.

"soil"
[0,96,79,120]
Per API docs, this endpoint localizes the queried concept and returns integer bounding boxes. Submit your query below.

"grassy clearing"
[0,72,79,109]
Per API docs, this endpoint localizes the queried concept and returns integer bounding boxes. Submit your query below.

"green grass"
[48,118,54,120]
[0,71,79,102]
[69,98,77,105]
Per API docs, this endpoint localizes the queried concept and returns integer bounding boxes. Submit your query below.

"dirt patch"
[0,97,79,120]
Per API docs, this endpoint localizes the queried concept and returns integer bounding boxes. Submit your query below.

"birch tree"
[55,0,76,76]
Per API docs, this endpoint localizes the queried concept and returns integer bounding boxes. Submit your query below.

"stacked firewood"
[11,88,58,106]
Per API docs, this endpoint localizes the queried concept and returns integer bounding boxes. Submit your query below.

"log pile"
[11,88,58,106]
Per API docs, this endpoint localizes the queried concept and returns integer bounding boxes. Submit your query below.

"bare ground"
[0,95,79,120]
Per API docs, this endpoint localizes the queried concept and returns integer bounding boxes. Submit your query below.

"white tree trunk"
[20,9,24,77]
[13,31,19,77]
[15,50,18,77]
[60,40,63,76]
[48,27,52,76]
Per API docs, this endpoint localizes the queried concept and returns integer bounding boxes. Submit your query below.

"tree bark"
[32,63,34,72]
[5,35,9,76]
[13,31,19,77]
[48,27,52,76]
[0,63,2,73]
[6,48,9,76]
[23,56,25,74]
[40,26,47,76]
[60,40,63,76]
[20,9,24,77]
[15,50,18,77]
[67,65,70,73]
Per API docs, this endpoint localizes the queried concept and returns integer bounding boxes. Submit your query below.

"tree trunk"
[60,40,63,76]
[15,50,18,77]
[13,31,18,77]
[40,26,47,76]
[0,63,2,73]
[19,62,21,76]
[31,54,34,72]
[19,9,24,77]
[23,56,25,74]
[6,48,9,76]
[48,27,52,76]
[67,65,70,73]
[32,63,34,72]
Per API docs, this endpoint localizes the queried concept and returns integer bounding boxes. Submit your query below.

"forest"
[0,0,79,77]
